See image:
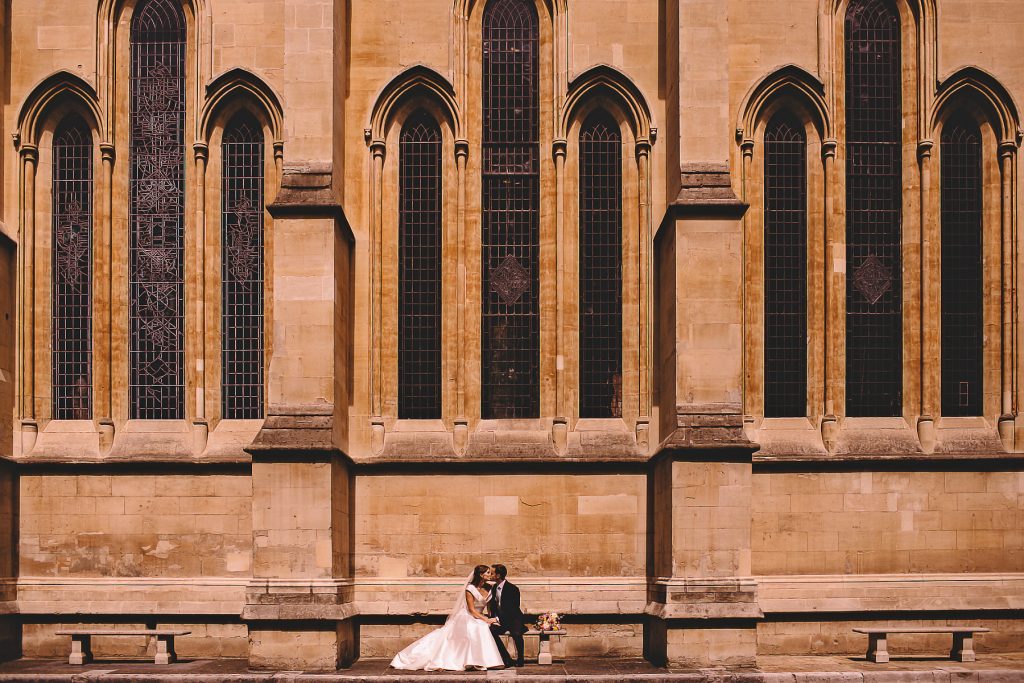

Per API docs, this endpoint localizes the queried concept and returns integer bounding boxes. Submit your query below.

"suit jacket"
[488,581,527,634]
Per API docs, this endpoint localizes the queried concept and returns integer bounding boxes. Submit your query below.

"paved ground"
[0,655,1021,681]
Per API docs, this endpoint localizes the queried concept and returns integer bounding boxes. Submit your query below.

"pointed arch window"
[52,116,94,420]
[940,117,983,416]
[129,0,186,419]
[221,112,265,420]
[481,0,540,419]
[764,113,807,417]
[579,111,622,419]
[844,0,903,417]
[398,112,443,419]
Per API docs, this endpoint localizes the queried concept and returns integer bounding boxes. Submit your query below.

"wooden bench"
[56,629,191,665]
[853,627,990,663]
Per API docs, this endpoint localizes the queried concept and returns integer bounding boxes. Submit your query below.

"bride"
[390,565,506,671]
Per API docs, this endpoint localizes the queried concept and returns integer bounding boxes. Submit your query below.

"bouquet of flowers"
[534,611,562,632]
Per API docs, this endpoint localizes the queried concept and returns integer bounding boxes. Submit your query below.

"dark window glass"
[764,113,807,418]
[940,117,983,416]
[129,0,186,419]
[481,0,540,419]
[845,0,903,416]
[222,113,265,419]
[399,112,443,419]
[52,116,93,420]
[579,111,622,418]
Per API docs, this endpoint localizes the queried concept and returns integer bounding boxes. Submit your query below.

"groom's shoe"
[515,659,525,667]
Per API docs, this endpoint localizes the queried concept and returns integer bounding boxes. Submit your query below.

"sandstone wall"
[752,470,1024,575]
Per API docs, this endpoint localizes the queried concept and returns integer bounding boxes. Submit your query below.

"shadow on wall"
[0,234,21,661]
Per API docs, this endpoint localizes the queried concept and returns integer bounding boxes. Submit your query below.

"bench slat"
[853,627,989,634]
[57,630,191,636]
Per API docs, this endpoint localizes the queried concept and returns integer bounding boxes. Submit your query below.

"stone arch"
[561,64,654,143]
[738,64,831,145]
[930,67,1022,146]
[96,0,213,139]
[17,71,106,147]
[201,68,285,146]
[818,0,937,137]
[368,65,463,143]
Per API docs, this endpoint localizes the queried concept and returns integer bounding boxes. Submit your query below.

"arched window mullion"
[579,111,623,419]
[764,113,808,418]
[221,113,266,420]
[940,116,984,416]
[129,0,187,420]
[481,0,540,419]
[398,112,443,419]
[52,116,94,421]
[844,0,903,417]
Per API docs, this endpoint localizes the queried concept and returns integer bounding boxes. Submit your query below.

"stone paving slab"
[0,657,1020,682]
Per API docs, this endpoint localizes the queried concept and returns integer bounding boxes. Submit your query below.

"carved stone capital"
[821,138,838,160]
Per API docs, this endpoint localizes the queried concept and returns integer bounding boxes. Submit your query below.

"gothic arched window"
[579,111,622,419]
[763,113,807,418]
[940,117,984,416]
[398,112,443,419]
[844,0,903,416]
[481,0,540,419]
[221,112,265,420]
[129,0,186,419]
[52,116,94,420]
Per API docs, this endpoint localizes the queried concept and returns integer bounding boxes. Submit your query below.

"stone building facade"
[0,0,1020,670]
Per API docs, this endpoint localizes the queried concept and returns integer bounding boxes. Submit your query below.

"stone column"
[636,138,653,451]
[98,144,116,452]
[454,140,469,453]
[19,145,38,455]
[645,0,760,667]
[368,140,385,455]
[193,143,209,454]
[917,141,936,452]
[999,143,1017,449]
[821,140,840,450]
[552,139,568,452]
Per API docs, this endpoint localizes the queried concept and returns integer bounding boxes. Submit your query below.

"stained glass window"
[52,116,93,420]
[398,112,443,419]
[764,113,807,418]
[129,0,186,419]
[579,111,622,419]
[222,113,265,419]
[844,0,903,416]
[481,0,540,419]
[940,117,983,416]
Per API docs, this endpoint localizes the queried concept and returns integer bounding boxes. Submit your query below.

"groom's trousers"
[490,622,524,666]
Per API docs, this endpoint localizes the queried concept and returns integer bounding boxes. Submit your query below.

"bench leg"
[537,634,553,665]
[866,633,889,663]
[69,635,92,665]
[154,635,176,665]
[951,633,976,662]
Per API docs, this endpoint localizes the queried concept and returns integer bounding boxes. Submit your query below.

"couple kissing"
[390,564,527,671]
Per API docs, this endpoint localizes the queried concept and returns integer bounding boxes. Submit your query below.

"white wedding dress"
[390,583,505,671]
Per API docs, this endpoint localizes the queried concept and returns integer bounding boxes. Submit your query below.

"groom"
[488,564,526,667]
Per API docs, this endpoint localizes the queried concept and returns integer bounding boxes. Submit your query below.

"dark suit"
[488,580,526,666]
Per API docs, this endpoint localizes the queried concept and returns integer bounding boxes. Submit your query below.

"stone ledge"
[658,404,760,457]
[669,162,748,218]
